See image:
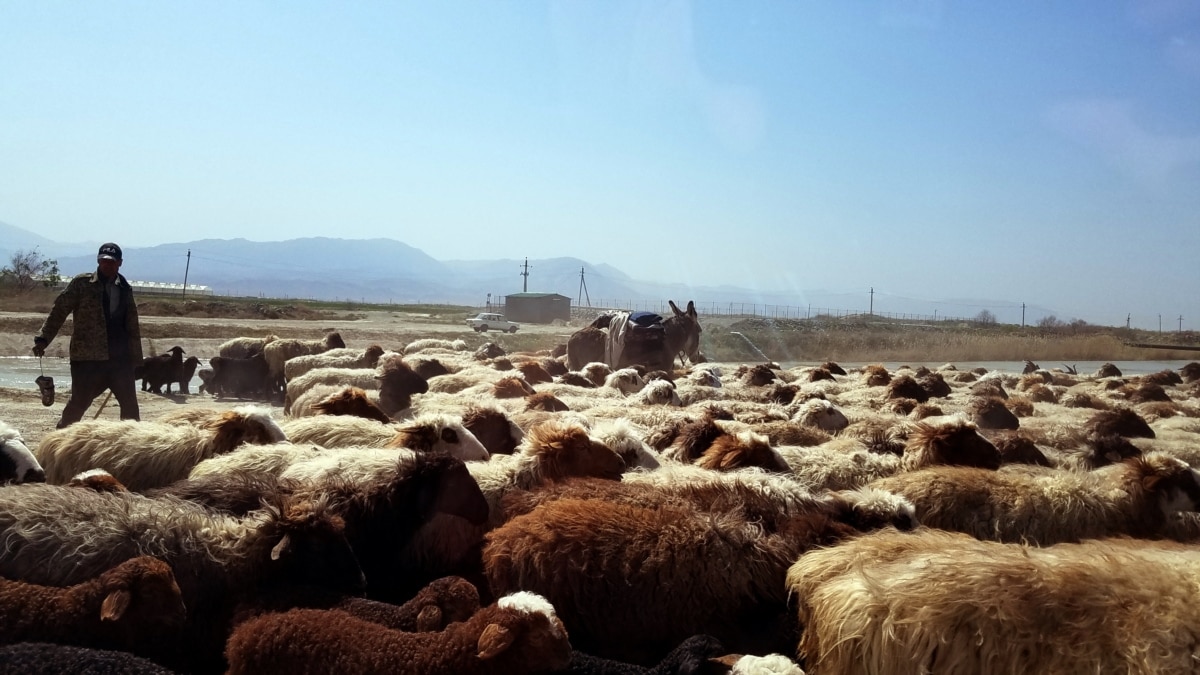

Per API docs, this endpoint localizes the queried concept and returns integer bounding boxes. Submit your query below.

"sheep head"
[311,386,392,424]
[824,488,918,533]
[68,468,129,493]
[262,494,365,594]
[388,415,489,461]
[522,420,625,482]
[904,418,1001,471]
[1085,407,1155,439]
[462,405,523,456]
[97,556,187,636]
[525,391,569,412]
[493,375,537,399]
[203,406,286,455]
[862,364,891,386]
[376,357,429,415]
[695,430,788,473]
[475,592,571,671]
[1131,452,1200,515]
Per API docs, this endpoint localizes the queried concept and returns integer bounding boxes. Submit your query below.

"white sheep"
[282,345,387,382]
[791,398,850,432]
[634,378,684,406]
[284,367,381,413]
[604,367,647,395]
[36,406,287,491]
[280,415,401,448]
[189,442,325,480]
[262,331,346,392]
[0,420,45,484]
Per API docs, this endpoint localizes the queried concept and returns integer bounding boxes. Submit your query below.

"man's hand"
[32,338,47,357]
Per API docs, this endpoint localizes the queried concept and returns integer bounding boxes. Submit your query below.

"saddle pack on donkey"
[613,311,670,371]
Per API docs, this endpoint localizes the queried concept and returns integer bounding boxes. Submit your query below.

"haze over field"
[2,2,1197,329]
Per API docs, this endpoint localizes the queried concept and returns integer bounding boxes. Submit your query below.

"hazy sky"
[3,1,1198,329]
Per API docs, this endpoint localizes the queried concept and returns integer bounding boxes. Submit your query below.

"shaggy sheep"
[209,353,273,401]
[67,468,130,493]
[589,418,661,470]
[35,406,287,491]
[634,379,683,406]
[1096,362,1123,378]
[0,484,365,671]
[474,342,506,361]
[305,385,392,423]
[403,338,468,354]
[282,345,386,382]
[968,396,1020,430]
[788,529,1200,675]
[376,355,431,416]
[225,591,572,675]
[564,634,728,674]
[468,419,625,528]
[605,368,647,395]
[886,374,929,403]
[0,421,45,484]
[557,371,598,388]
[262,331,347,394]
[793,398,849,432]
[695,430,790,473]
[869,451,1200,544]
[493,375,537,399]
[406,355,453,381]
[1181,362,1200,383]
[901,417,1001,471]
[482,486,914,664]
[187,442,325,480]
[384,413,490,461]
[0,556,186,653]
[1085,407,1156,439]
[218,334,279,359]
[525,391,570,412]
[280,415,400,448]
[462,404,525,456]
[283,366,381,413]
[989,431,1052,467]
[581,361,614,387]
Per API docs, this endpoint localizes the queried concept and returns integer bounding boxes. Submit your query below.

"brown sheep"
[1144,369,1184,386]
[525,391,569,412]
[515,361,554,385]
[310,386,392,423]
[1122,381,1172,403]
[989,432,1052,467]
[473,342,506,361]
[695,430,789,473]
[969,379,1008,399]
[902,418,1001,471]
[462,405,524,456]
[861,364,891,386]
[406,356,452,381]
[67,468,131,493]
[1085,407,1155,439]
[910,403,944,420]
[742,364,778,386]
[556,371,596,388]
[1180,362,1200,383]
[492,376,537,399]
[969,397,1019,430]
[820,361,847,376]
[1096,362,1123,378]
[886,375,929,403]
[807,367,834,383]
[377,356,430,416]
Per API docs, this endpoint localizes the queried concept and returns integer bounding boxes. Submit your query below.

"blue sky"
[2,1,1198,329]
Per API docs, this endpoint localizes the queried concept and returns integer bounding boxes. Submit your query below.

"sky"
[2,1,1198,329]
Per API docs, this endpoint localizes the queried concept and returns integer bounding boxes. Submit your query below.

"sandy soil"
[0,310,576,448]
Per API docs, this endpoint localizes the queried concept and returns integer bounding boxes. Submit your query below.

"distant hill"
[0,220,1063,321]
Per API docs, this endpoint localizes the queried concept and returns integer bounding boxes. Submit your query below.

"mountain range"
[0,220,1063,323]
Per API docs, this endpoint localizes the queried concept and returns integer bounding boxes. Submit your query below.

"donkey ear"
[686,301,697,317]
[101,589,132,621]
[669,300,683,317]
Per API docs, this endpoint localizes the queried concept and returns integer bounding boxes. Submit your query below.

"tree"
[1037,315,1064,329]
[974,309,997,325]
[0,248,60,292]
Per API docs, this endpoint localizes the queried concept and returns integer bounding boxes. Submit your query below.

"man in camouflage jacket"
[33,242,143,427]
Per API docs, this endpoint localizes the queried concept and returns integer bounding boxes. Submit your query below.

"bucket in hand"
[36,375,55,407]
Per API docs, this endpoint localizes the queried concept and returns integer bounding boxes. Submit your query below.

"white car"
[466,312,520,333]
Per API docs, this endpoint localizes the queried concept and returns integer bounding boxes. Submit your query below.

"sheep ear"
[270,534,292,561]
[476,623,515,660]
[415,605,443,632]
[1143,474,1164,493]
[101,589,132,621]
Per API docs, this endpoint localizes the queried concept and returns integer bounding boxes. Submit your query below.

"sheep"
[136,345,185,395]
[1181,362,1200,383]
[563,634,728,674]
[793,398,849,431]
[787,528,1200,675]
[307,385,392,423]
[868,451,1200,544]
[403,337,468,354]
[462,404,525,456]
[196,366,215,395]
[901,417,1001,471]
[989,431,1053,467]
[695,430,790,473]
[557,371,598,388]
[377,354,431,416]
[218,334,279,359]
[281,415,401,448]
[188,442,324,480]
[1086,407,1156,438]
[474,342,506,360]
[526,391,570,412]
[0,484,365,671]
[468,419,626,529]
[262,331,347,394]
[775,444,903,492]
[0,420,45,484]
[284,366,380,413]
[482,486,914,664]
[0,556,186,653]
[886,374,929,403]
[589,418,662,470]
[0,643,177,675]
[493,375,537,398]
[209,352,273,400]
[35,406,287,491]
[515,360,554,384]
[634,379,683,406]
[661,416,728,463]
[581,361,614,387]
[224,591,572,675]
[968,396,1020,430]
[407,355,453,380]
[235,575,481,634]
[283,344,386,381]
[384,413,490,461]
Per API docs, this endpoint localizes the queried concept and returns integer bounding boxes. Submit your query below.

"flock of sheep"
[2,326,1200,674]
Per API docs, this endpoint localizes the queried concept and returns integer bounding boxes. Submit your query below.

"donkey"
[565,300,703,372]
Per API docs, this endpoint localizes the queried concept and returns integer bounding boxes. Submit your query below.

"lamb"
[868,451,1200,544]
[137,346,185,395]
[35,406,287,491]
[787,528,1200,675]
[283,344,386,381]
[468,419,626,528]
[224,591,572,675]
[262,331,347,394]
[0,420,45,484]
[218,334,279,359]
[235,575,481,634]
[482,485,914,663]
[0,484,365,671]
[0,556,186,653]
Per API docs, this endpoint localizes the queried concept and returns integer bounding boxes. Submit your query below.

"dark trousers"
[58,360,140,428]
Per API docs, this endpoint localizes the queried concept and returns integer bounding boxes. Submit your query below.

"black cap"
[97,243,122,261]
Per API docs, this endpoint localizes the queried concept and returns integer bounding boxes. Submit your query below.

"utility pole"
[577,267,590,307]
[1126,313,1131,330]
[1180,315,1185,332]
[1021,303,1025,327]
[869,287,874,315]
[182,249,191,300]
[520,258,531,293]
[1159,314,1162,333]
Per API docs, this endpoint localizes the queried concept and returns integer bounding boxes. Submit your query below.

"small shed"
[504,292,571,324]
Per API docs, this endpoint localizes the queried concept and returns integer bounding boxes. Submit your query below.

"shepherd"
[32,242,143,428]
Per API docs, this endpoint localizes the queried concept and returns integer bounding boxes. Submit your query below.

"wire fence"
[570,299,977,324]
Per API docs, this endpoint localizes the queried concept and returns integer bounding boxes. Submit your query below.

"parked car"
[466,312,520,333]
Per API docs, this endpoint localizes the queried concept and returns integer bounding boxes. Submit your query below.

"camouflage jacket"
[36,270,143,363]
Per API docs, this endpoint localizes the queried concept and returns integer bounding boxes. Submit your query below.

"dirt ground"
[0,310,577,448]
